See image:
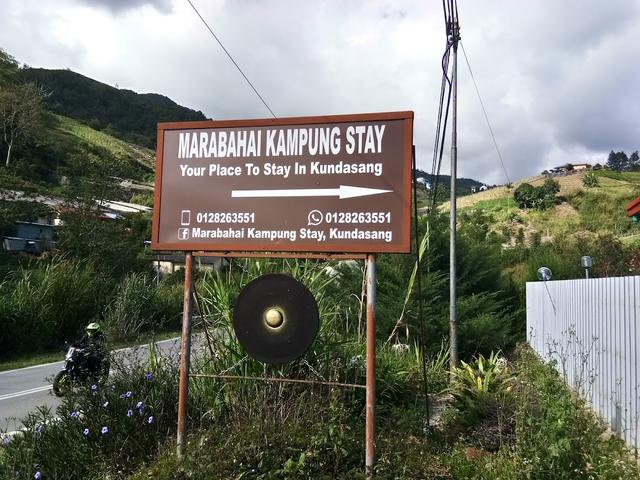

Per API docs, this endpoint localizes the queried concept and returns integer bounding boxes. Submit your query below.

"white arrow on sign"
[231,185,392,200]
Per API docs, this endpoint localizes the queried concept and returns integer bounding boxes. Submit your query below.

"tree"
[0,82,47,167]
[514,183,537,209]
[0,48,19,86]
[514,181,558,211]
[606,150,629,171]
[629,151,640,172]
[542,178,560,196]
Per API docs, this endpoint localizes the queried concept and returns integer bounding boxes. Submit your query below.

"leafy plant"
[448,351,513,427]
[582,172,599,188]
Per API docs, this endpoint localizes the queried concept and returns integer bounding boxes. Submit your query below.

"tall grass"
[189,258,430,428]
[103,273,182,342]
[0,258,183,359]
[0,258,110,356]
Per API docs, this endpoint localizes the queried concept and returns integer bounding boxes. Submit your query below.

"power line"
[460,41,511,185]
[186,0,277,118]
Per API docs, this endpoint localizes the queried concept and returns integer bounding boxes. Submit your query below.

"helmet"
[86,322,101,336]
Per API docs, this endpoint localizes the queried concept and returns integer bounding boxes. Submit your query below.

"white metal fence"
[526,276,640,451]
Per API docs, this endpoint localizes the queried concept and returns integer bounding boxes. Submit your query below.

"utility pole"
[449,16,461,372]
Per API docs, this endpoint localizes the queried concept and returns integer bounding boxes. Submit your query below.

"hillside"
[444,170,640,246]
[21,68,208,148]
[0,49,211,205]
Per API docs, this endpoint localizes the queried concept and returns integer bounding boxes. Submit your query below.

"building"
[150,253,225,278]
[2,220,57,254]
[571,163,592,171]
[416,177,432,190]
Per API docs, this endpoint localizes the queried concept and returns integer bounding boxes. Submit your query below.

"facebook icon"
[178,228,190,240]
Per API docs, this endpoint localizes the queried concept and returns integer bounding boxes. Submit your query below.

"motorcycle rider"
[77,322,107,373]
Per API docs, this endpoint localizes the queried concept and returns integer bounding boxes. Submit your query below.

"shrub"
[582,172,599,188]
[448,351,513,429]
[509,346,640,479]
[0,348,180,479]
[103,273,182,341]
[0,258,112,357]
[514,182,558,210]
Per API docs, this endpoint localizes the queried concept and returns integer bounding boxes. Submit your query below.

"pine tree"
[606,150,629,171]
[629,151,640,171]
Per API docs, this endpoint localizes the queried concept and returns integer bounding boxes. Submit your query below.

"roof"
[626,195,640,217]
[15,220,56,228]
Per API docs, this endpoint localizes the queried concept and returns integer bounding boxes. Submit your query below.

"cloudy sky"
[1,0,639,184]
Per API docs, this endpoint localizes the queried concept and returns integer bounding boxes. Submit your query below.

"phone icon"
[308,210,323,226]
[181,210,191,225]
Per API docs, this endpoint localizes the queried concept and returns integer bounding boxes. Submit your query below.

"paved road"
[0,338,181,433]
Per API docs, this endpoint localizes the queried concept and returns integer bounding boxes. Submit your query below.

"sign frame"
[151,111,413,254]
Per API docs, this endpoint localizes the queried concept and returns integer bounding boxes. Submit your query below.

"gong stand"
[175,251,378,476]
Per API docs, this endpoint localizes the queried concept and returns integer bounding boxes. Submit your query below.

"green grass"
[52,114,154,167]
[125,345,640,480]
[594,169,640,185]
[567,189,640,236]
[460,197,519,221]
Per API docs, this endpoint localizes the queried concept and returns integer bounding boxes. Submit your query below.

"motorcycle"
[52,344,110,397]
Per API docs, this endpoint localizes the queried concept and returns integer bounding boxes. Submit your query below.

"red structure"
[626,194,640,219]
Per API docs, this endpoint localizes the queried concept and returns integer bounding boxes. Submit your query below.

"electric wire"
[460,41,511,185]
[429,0,458,211]
[186,0,277,118]
[429,47,452,211]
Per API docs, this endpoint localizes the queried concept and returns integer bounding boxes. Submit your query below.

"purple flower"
[126,391,133,398]
[2,436,11,444]
[91,384,98,394]
[101,426,109,435]
[145,372,153,381]
[147,416,154,425]
[83,428,90,437]
[70,411,79,419]
[126,409,133,418]
[35,424,44,434]
[34,472,42,480]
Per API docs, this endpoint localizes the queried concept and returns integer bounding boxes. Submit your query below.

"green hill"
[446,170,640,246]
[0,49,210,201]
[21,68,207,148]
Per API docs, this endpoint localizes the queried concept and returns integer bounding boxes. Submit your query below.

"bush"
[507,346,640,479]
[448,351,513,429]
[0,349,180,479]
[582,172,599,188]
[0,258,112,357]
[513,182,558,210]
[102,273,182,341]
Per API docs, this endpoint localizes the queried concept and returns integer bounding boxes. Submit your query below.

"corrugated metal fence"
[526,276,640,451]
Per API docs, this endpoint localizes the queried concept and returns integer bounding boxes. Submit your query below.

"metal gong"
[232,273,320,364]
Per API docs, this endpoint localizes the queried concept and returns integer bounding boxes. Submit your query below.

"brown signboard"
[152,111,413,253]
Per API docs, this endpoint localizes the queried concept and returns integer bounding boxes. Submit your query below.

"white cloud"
[1,0,639,184]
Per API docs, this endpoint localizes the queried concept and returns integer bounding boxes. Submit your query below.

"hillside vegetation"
[21,68,207,148]
[443,170,640,246]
